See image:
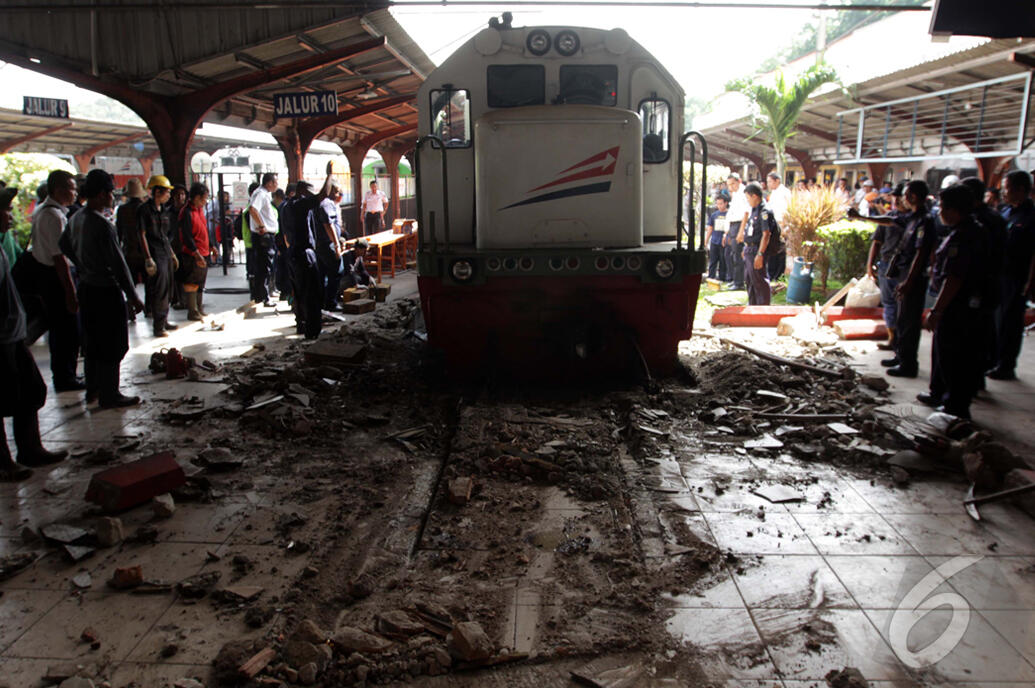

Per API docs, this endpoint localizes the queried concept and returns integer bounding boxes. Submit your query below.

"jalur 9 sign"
[23,96,69,119]
[273,90,338,120]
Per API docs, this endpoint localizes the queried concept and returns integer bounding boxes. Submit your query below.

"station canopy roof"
[0,106,286,160]
[0,2,434,151]
[695,10,1035,172]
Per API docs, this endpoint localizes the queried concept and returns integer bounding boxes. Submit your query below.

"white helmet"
[940,174,960,190]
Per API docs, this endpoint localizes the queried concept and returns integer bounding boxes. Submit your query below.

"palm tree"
[725,64,839,179]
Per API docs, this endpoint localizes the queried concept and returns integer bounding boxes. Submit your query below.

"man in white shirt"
[765,172,791,280]
[362,180,388,235]
[21,169,82,391]
[247,172,279,306]
[724,173,750,290]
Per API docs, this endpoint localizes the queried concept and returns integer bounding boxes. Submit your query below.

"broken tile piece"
[827,422,859,435]
[752,484,804,503]
[744,434,784,449]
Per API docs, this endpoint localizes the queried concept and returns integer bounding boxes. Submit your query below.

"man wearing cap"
[856,179,875,215]
[19,169,83,391]
[116,177,148,309]
[59,169,145,407]
[315,184,346,311]
[138,175,179,337]
[0,184,69,480]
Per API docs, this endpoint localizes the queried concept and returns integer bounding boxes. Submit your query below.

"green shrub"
[816,219,874,285]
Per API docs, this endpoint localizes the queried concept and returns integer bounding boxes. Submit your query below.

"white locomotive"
[414,19,707,377]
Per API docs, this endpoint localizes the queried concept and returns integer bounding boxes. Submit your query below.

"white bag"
[845,274,882,308]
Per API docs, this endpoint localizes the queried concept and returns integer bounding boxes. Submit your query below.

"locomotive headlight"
[555,30,580,56]
[653,258,675,279]
[451,259,475,282]
[526,29,551,56]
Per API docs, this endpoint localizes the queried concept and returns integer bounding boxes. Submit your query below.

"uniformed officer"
[851,181,907,352]
[988,170,1035,380]
[287,162,336,340]
[883,179,935,378]
[739,182,779,306]
[919,184,986,419]
[959,176,1006,387]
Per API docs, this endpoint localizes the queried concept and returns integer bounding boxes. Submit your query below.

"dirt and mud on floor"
[4,297,1034,688]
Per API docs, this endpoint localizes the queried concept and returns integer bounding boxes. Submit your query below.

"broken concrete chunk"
[298,662,318,685]
[447,477,473,506]
[825,666,870,688]
[752,485,804,503]
[172,679,205,688]
[216,585,264,603]
[744,435,783,449]
[63,545,95,562]
[377,610,425,637]
[282,639,332,670]
[292,619,328,645]
[95,517,124,547]
[152,493,176,519]
[827,422,859,435]
[57,678,95,688]
[72,572,92,589]
[447,621,493,662]
[859,375,889,392]
[108,565,143,590]
[333,626,393,655]
[41,524,89,544]
[177,571,221,598]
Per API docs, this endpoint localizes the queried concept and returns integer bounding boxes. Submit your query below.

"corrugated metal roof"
[0,3,431,151]
[697,32,1035,170]
[0,106,282,158]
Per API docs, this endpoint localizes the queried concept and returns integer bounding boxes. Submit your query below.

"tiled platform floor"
[2,270,1034,687]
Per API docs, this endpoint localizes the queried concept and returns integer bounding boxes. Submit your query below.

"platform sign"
[23,96,68,119]
[273,90,337,119]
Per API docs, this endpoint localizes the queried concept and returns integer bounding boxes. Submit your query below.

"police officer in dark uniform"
[958,176,1006,387]
[882,180,935,378]
[286,163,335,339]
[740,182,779,306]
[919,184,987,419]
[989,170,1035,380]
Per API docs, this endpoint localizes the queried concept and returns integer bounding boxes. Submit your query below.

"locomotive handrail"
[677,131,708,252]
[414,134,450,254]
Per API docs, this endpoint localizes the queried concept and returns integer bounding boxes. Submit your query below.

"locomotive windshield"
[557,65,618,106]
[487,65,546,108]
[429,88,471,148]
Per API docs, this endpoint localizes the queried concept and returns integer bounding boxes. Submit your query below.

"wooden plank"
[820,278,857,315]
[238,646,276,679]
[342,299,376,314]
[710,306,812,328]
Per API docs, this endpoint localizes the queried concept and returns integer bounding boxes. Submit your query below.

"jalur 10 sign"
[274,91,338,119]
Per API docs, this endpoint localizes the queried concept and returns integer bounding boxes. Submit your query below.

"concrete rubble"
[3,294,1034,688]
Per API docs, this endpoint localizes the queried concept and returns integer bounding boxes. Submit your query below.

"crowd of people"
[239,169,377,339]
[0,163,393,481]
[704,164,1035,421]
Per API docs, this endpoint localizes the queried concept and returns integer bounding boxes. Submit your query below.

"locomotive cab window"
[429,89,471,148]
[487,65,546,108]
[557,65,617,106]
[639,98,670,163]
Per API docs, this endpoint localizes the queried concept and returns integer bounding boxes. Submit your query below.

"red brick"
[85,452,186,512]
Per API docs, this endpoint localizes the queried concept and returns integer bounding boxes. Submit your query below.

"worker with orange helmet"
[138,174,179,337]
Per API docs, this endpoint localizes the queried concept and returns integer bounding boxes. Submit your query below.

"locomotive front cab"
[414,24,707,377]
